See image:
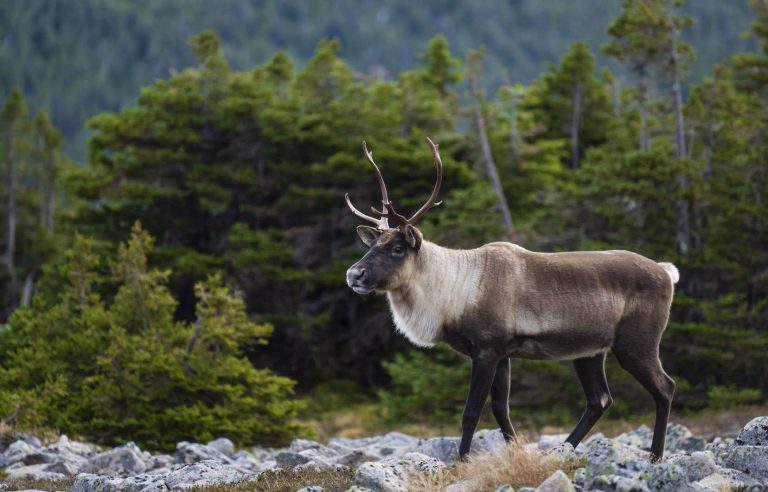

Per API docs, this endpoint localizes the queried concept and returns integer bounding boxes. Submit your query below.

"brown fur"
[347,228,678,461]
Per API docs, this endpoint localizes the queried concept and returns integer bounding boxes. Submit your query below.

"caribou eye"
[392,245,406,256]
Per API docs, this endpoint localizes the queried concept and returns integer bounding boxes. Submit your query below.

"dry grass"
[409,440,580,492]
[0,477,75,491]
[186,467,354,492]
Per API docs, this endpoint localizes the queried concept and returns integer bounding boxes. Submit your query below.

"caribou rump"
[345,138,678,462]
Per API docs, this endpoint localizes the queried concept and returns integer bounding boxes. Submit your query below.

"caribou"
[345,138,679,462]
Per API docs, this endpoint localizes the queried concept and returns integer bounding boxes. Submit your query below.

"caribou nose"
[346,266,366,286]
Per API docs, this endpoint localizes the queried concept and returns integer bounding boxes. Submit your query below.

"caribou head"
[345,138,443,295]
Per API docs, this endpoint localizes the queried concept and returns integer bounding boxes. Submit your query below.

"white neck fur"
[385,241,484,347]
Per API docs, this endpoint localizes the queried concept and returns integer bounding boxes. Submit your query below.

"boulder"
[666,451,718,482]
[330,432,418,460]
[3,440,36,465]
[4,463,68,481]
[720,445,768,481]
[81,442,148,476]
[536,469,575,492]
[647,462,696,492]
[537,433,571,452]
[614,423,705,453]
[692,466,762,491]
[573,436,651,489]
[43,460,80,476]
[355,452,446,492]
[412,437,458,465]
[72,472,166,492]
[735,416,768,446]
[296,487,325,492]
[206,438,235,457]
[163,460,258,489]
[174,441,232,465]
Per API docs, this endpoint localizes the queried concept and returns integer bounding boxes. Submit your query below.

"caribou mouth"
[349,284,375,295]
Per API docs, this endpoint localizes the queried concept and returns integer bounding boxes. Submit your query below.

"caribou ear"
[403,224,423,250]
[356,225,382,247]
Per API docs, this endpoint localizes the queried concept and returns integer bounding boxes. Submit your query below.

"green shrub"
[0,223,303,450]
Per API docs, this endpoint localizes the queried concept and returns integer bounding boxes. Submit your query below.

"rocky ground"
[0,416,766,491]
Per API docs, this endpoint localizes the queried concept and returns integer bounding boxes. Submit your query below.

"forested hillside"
[1,0,767,450]
[0,0,758,159]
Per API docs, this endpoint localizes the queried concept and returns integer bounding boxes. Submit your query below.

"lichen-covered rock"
[330,432,418,460]
[163,460,258,489]
[72,472,167,492]
[289,439,325,452]
[145,454,172,471]
[666,451,717,482]
[547,443,577,464]
[412,437,459,465]
[588,473,651,491]
[537,433,570,452]
[3,463,68,481]
[692,466,762,491]
[174,442,232,465]
[720,445,768,481]
[666,423,706,453]
[575,436,651,488]
[3,440,37,465]
[81,442,148,476]
[355,452,446,492]
[43,460,80,476]
[536,469,575,492]
[206,438,235,457]
[647,462,696,492]
[296,486,325,492]
[616,425,653,450]
[50,434,99,458]
[736,416,768,446]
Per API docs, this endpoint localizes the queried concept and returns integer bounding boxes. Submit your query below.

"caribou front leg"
[459,349,501,460]
[491,357,517,442]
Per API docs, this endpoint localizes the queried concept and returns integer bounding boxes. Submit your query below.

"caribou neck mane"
[386,240,487,347]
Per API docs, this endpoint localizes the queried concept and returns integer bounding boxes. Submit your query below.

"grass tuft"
[1,477,75,491]
[410,440,580,492]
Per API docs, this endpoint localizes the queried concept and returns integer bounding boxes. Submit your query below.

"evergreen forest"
[0,0,767,450]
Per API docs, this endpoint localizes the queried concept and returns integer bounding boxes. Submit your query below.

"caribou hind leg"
[565,352,613,449]
[612,313,676,462]
[490,357,517,442]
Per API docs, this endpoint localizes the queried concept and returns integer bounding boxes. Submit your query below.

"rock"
[666,451,717,482]
[206,438,235,457]
[692,466,762,491]
[444,480,475,492]
[547,443,577,463]
[72,472,167,492]
[174,441,232,465]
[498,486,518,492]
[163,460,258,489]
[588,474,651,491]
[536,469,574,492]
[615,423,705,453]
[537,433,570,452]
[720,445,768,481]
[331,432,418,460]
[4,463,68,481]
[574,437,651,489]
[334,449,379,468]
[50,435,99,458]
[735,416,768,446]
[81,442,148,476]
[355,452,446,492]
[294,461,322,474]
[414,429,506,465]
[345,487,375,492]
[412,437,458,465]
[4,440,36,464]
[297,487,325,492]
[43,460,80,476]
[145,454,172,470]
[648,462,696,492]
[616,425,653,450]
[289,438,324,452]
[666,423,706,453]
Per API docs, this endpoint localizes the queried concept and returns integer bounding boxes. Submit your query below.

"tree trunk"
[639,75,650,152]
[570,82,583,169]
[670,17,691,255]
[21,274,33,307]
[472,95,515,231]
[3,131,17,287]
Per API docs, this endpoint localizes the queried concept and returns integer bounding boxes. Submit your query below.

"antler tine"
[362,141,390,217]
[389,137,443,228]
[345,193,390,230]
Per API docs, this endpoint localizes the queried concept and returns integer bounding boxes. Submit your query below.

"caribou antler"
[345,141,391,230]
[385,137,443,229]
[345,137,444,231]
